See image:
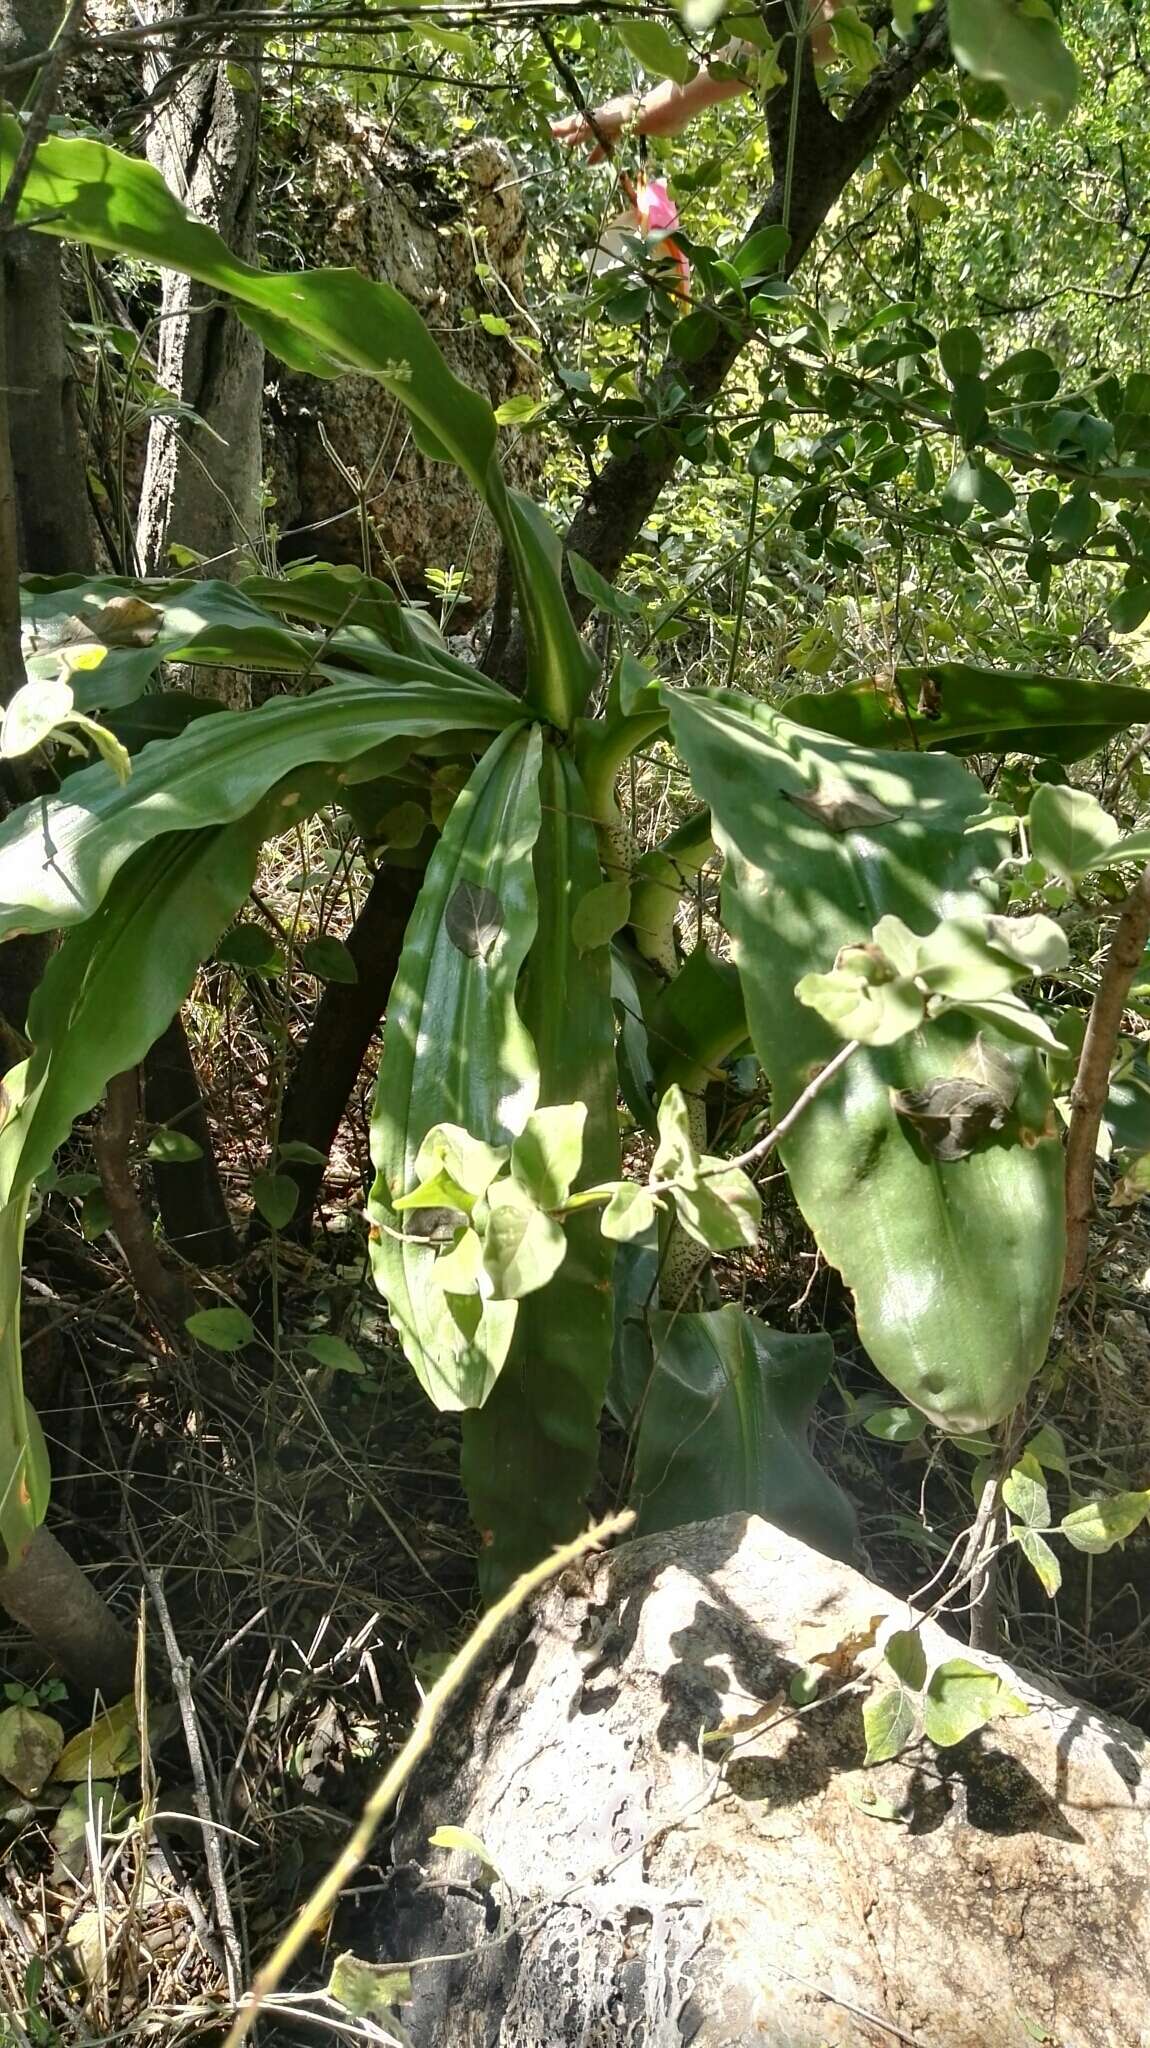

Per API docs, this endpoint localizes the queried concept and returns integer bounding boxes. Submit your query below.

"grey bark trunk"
[135,0,264,595]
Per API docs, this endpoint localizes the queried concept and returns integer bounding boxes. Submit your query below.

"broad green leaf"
[670,690,1064,1433]
[644,945,749,1102]
[939,326,983,381]
[368,728,543,1410]
[942,455,1014,522]
[1025,1423,1069,1477]
[884,1628,927,1691]
[461,749,620,1594]
[146,1130,203,1164]
[786,662,1150,763]
[276,1140,329,1167]
[618,17,695,82]
[1060,1490,1150,1554]
[300,935,358,984]
[251,1171,299,1230]
[79,1190,112,1242]
[861,1404,925,1442]
[1016,1528,1062,1596]
[185,1307,255,1352]
[922,1658,1027,1747]
[0,813,294,1215]
[511,1103,586,1209]
[493,394,543,426]
[479,1180,567,1300]
[1110,583,1150,635]
[1050,490,1099,551]
[796,945,925,1045]
[617,652,661,716]
[406,1126,508,1204]
[0,668,521,943]
[430,1226,485,1295]
[216,924,282,973]
[566,550,638,619]
[652,1084,760,1251]
[948,0,1079,120]
[829,4,880,81]
[1083,827,1150,871]
[302,1334,367,1375]
[571,878,631,954]
[1002,1451,1050,1530]
[862,1684,917,1765]
[1,676,75,757]
[1029,785,1119,884]
[629,1305,857,1559]
[600,1181,660,1242]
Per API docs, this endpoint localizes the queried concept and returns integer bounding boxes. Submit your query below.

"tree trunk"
[144,1013,240,1267]
[262,862,425,1243]
[133,0,265,1261]
[0,0,95,1056]
[135,0,264,594]
[0,1525,136,1702]
[371,1515,1150,2048]
[1,0,92,581]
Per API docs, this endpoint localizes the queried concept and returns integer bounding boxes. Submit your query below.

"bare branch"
[1063,864,1150,1295]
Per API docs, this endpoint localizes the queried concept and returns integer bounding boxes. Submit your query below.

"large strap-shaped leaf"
[461,745,621,1596]
[0,669,522,940]
[0,794,292,1562]
[628,1305,857,1561]
[1,121,596,729]
[22,576,333,712]
[368,726,543,1410]
[671,690,1065,1434]
[785,662,1149,762]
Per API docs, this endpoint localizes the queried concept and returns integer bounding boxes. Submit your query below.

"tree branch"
[505,2,950,680]
[1062,864,1150,1296]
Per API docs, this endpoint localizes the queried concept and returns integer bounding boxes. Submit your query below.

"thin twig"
[1063,864,1150,1295]
[139,1560,245,2001]
[727,1037,860,1176]
[0,0,87,233]
[222,1510,634,2048]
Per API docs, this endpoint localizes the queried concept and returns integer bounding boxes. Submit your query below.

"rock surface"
[264,106,541,611]
[369,1514,1150,2048]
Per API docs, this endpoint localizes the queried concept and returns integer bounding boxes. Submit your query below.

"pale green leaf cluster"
[863,1628,1027,1765]
[796,908,1069,1051]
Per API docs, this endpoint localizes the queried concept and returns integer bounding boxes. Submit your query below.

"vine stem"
[1063,863,1150,1296]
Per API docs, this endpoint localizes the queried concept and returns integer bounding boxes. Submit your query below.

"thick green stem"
[630,809,716,977]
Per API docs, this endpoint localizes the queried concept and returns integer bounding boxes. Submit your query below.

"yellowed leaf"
[51,1696,140,1782]
[88,596,163,647]
[0,1704,64,1796]
[701,1690,786,1745]
[64,1908,107,1987]
[793,1612,884,1677]
[328,1952,412,2016]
